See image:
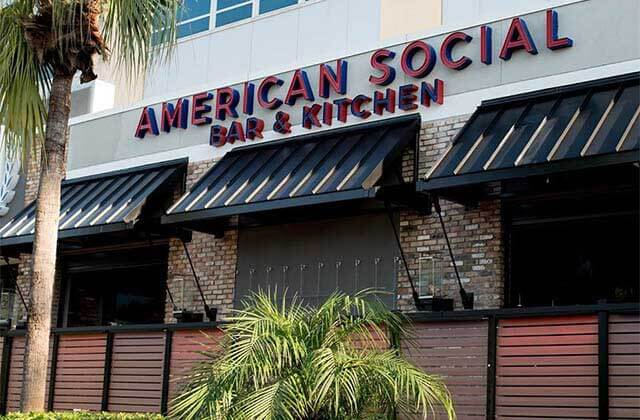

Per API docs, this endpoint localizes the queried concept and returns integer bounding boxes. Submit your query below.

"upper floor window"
[215,0,253,28]
[175,0,308,39]
[259,0,298,14]
[177,0,211,38]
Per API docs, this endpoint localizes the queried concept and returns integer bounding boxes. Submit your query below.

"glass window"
[177,0,211,38]
[505,167,639,308]
[215,0,252,27]
[259,0,298,14]
[217,0,249,9]
[178,0,212,22]
[64,247,168,327]
[177,16,211,38]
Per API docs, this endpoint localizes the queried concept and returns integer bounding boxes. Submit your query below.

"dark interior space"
[504,164,639,307]
[63,246,168,327]
[236,212,399,308]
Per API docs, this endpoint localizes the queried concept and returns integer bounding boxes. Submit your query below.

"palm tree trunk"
[21,73,73,412]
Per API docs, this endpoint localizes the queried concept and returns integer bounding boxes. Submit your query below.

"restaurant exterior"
[0,0,638,418]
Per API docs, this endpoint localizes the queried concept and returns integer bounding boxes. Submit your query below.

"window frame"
[176,0,213,39]
[171,0,323,43]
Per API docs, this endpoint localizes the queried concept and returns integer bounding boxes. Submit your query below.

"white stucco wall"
[66,0,639,179]
[142,0,382,101]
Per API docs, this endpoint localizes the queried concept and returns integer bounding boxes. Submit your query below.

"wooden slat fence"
[5,335,24,413]
[495,315,600,419]
[609,313,640,419]
[53,333,106,411]
[168,328,220,402]
[0,306,637,418]
[107,332,165,413]
[403,320,488,419]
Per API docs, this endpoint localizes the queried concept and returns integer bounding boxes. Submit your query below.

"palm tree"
[0,0,180,411]
[171,291,456,420]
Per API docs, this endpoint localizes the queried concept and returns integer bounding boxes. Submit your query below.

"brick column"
[164,160,239,323]
[396,117,504,311]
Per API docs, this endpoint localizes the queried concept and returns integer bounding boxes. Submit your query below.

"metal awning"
[0,159,185,246]
[419,73,639,191]
[163,117,419,224]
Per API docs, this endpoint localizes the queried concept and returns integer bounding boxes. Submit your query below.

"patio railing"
[0,303,637,419]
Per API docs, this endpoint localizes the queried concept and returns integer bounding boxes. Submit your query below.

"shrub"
[1,413,164,420]
[172,290,455,419]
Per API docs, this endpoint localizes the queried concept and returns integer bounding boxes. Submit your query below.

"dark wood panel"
[52,333,106,412]
[168,329,220,404]
[6,336,25,413]
[403,321,488,420]
[609,313,640,420]
[496,315,599,419]
[107,331,165,413]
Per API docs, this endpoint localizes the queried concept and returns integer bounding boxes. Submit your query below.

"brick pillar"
[164,160,239,323]
[396,117,504,311]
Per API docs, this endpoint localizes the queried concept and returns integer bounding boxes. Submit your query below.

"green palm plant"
[171,291,455,420]
[0,0,180,411]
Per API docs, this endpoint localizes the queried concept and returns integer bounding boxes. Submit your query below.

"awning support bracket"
[433,196,475,310]
[180,237,217,322]
[384,199,424,311]
[2,257,27,314]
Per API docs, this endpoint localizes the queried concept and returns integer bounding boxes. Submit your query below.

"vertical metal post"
[598,311,609,420]
[0,336,13,415]
[101,332,114,412]
[47,334,60,411]
[160,329,173,415]
[486,316,497,420]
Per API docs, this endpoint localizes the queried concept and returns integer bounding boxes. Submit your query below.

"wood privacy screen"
[609,313,640,419]
[496,315,600,419]
[0,326,219,414]
[107,332,165,413]
[404,320,488,419]
[53,333,106,411]
[0,308,637,418]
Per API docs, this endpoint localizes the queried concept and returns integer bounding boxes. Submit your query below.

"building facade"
[0,0,638,417]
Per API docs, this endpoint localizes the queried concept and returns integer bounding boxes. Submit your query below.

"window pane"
[177,16,210,38]
[178,0,211,22]
[259,0,297,14]
[215,3,252,27]
[217,0,250,10]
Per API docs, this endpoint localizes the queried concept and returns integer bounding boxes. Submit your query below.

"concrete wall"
[143,0,383,101]
[380,0,441,41]
[67,0,640,180]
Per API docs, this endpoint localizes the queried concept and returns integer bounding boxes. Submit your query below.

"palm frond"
[172,290,456,419]
[102,0,179,79]
[0,0,48,158]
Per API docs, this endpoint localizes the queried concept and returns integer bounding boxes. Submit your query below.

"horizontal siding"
[107,332,165,413]
[6,336,24,413]
[402,320,488,419]
[53,333,106,412]
[496,315,599,419]
[168,329,220,403]
[609,313,640,419]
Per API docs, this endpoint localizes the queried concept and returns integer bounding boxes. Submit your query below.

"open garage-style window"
[63,246,169,327]
[235,213,400,308]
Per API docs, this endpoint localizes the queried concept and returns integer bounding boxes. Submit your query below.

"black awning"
[419,74,639,191]
[163,116,419,224]
[0,159,185,246]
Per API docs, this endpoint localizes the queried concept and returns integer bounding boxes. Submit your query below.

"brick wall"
[396,116,504,311]
[14,114,506,326]
[164,160,239,322]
